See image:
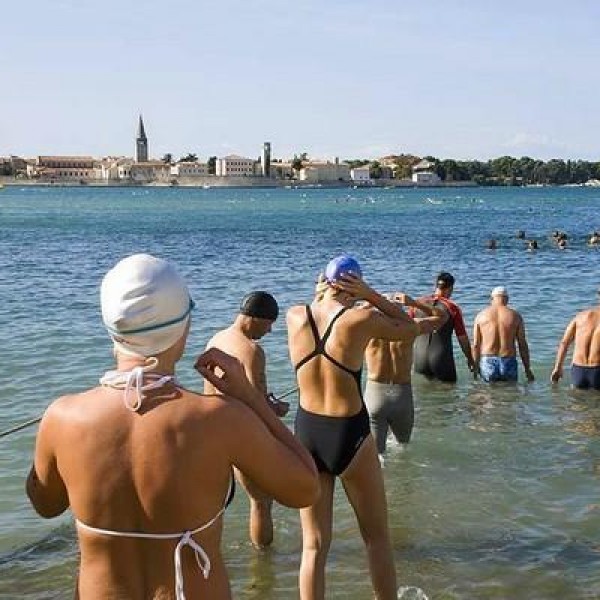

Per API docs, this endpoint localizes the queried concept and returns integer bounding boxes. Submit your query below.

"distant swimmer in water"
[486,239,498,250]
[528,239,539,251]
[288,254,419,599]
[516,230,526,239]
[204,291,289,549]
[551,288,600,390]
[588,232,600,246]
[364,294,446,459]
[413,272,477,383]
[553,231,568,242]
[472,287,535,383]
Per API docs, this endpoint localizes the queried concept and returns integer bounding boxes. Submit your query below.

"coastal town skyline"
[2,1,599,162]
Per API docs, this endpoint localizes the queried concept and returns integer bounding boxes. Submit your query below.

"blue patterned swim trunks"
[479,356,518,382]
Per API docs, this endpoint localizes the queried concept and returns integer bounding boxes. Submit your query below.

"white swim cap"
[491,286,508,297]
[101,254,194,357]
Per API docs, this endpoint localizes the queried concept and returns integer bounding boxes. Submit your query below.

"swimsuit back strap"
[305,304,321,346]
[295,306,348,372]
[320,307,348,346]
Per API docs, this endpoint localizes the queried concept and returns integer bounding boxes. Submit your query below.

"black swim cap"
[240,291,279,321]
[436,272,455,288]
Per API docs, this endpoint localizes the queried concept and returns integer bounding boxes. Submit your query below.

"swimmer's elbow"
[278,471,320,508]
[26,468,69,519]
[294,479,320,508]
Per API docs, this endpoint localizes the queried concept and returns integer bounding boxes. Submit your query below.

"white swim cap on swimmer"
[101,254,194,357]
[491,286,508,297]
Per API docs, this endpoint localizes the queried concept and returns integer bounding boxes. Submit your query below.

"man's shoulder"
[287,303,307,321]
[576,307,600,322]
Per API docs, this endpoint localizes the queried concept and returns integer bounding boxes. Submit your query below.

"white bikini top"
[77,359,231,600]
[75,477,233,600]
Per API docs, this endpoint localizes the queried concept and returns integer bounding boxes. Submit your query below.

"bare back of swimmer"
[364,293,446,453]
[552,291,600,390]
[26,255,318,600]
[287,255,419,600]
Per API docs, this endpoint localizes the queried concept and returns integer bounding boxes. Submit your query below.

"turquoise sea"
[0,185,599,599]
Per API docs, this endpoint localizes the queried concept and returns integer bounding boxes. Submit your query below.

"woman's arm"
[195,348,319,506]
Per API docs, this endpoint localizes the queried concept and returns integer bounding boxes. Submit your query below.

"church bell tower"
[136,115,148,163]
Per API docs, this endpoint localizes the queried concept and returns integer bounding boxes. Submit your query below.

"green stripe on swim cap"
[240,291,279,321]
[101,254,194,356]
[105,298,195,336]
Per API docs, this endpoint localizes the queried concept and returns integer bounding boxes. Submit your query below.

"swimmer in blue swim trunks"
[472,286,535,383]
[551,288,600,390]
[288,254,419,599]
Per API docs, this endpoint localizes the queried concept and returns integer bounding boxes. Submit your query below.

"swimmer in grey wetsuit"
[552,288,600,390]
[364,294,446,458]
[472,286,535,383]
[413,272,476,383]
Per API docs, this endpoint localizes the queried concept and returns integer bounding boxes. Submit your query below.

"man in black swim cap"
[203,290,288,548]
[240,290,279,326]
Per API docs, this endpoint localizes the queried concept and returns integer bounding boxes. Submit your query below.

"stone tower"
[136,115,148,163]
[262,141,271,177]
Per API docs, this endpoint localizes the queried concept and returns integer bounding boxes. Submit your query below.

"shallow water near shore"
[1,185,599,598]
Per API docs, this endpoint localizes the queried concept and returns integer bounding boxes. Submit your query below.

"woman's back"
[48,385,237,599]
[288,300,368,416]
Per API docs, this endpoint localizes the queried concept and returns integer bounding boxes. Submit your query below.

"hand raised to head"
[194,347,251,400]
[335,274,374,301]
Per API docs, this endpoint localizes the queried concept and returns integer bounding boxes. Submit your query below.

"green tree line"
[412,155,600,185]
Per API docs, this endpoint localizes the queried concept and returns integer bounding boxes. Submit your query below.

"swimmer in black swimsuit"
[287,254,419,600]
[294,305,370,474]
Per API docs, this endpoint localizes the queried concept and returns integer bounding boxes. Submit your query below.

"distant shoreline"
[0,176,478,190]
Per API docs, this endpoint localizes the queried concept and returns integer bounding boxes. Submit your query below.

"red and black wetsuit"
[412,295,467,383]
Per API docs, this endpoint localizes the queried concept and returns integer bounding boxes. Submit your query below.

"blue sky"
[1,0,599,161]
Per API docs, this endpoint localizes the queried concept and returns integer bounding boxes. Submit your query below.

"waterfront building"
[412,159,441,185]
[27,156,95,181]
[350,166,371,183]
[299,159,350,183]
[170,161,209,177]
[270,160,294,180]
[128,161,171,183]
[0,155,27,175]
[136,115,148,163]
[96,157,130,180]
[216,155,256,177]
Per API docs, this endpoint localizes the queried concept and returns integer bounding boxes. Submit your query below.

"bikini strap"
[75,473,234,600]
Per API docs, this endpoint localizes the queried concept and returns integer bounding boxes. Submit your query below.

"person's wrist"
[365,289,379,304]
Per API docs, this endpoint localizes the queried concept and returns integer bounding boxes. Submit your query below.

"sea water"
[0,185,599,599]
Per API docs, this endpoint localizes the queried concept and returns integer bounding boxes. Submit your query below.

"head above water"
[101,254,194,358]
[435,271,455,291]
[324,254,363,284]
[239,291,279,321]
[491,286,508,298]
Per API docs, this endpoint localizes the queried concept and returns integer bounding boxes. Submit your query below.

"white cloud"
[501,132,570,158]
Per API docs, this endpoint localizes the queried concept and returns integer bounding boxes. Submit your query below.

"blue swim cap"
[324,255,362,283]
